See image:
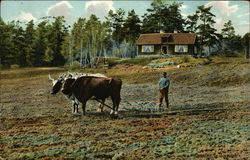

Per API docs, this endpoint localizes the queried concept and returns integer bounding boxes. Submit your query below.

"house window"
[142,45,154,53]
[175,45,188,53]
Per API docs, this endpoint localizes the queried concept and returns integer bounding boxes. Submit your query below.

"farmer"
[158,72,170,110]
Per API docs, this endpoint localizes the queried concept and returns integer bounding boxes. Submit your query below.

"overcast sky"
[1,1,249,35]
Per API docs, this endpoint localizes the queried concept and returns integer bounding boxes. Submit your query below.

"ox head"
[61,77,75,95]
[48,74,65,95]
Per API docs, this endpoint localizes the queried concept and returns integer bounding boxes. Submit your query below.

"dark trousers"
[159,86,169,108]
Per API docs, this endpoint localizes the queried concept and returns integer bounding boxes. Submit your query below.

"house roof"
[136,33,196,45]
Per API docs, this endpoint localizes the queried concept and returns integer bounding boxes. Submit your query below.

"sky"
[0,0,249,35]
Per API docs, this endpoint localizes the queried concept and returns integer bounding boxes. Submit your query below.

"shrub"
[214,50,242,57]
[0,64,10,69]
[105,57,120,67]
[119,56,160,66]
[64,61,81,70]
[181,56,190,63]
[10,64,20,69]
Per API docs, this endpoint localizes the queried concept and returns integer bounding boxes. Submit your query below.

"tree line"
[0,0,249,68]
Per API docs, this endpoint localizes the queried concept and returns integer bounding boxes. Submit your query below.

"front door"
[162,45,167,55]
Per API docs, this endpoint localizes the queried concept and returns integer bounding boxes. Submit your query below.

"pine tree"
[221,20,235,39]
[242,32,250,58]
[0,18,15,66]
[185,14,199,33]
[43,47,54,63]
[33,20,49,66]
[106,8,125,45]
[123,9,141,44]
[195,5,221,55]
[12,21,26,66]
[141,0,184,33]
[221,20,241,52]
[47,16,67,66]
[24,20,36,66]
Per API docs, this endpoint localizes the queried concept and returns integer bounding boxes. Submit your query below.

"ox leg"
[110,99,115,115]
[98,99,105,112]
[72,102,75,113]
[82,101,87,115]
[72,102,76,113]
[115,97,121,115]
[74,102,79,113]
[111,95,121,115]
[77,103,79,113]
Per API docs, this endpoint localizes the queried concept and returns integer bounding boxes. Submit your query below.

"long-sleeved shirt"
[158,77,170,89]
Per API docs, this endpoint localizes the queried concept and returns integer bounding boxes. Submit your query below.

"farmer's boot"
[165,97,169,109]
[158,98,163,111]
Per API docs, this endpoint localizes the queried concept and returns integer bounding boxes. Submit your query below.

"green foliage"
[220,20,243,53]
[33,20,49,66]
[24,21,36,66]
[69,61,81,70]
[221,20,235,39]
[25,46,35,66]
[193,5,221,54]
[141,1,184,33]
[10,64,20,69]
[47,16,67,66]
[0,4,248,68]
[85,15,112,67]
[106,8,126,45]
[242,32,250,48]
[123,9,141,44]
[242,32,250,58]
[151,56,210,68]
[213,50,243,58]
[43,47,54,63]
[0,18,15,65]
[181,56,189,63]
[119,56,160,66]
[114,48,122,57]
[12,21,27,66]
[185,14,199,33]
[72,18,86,51]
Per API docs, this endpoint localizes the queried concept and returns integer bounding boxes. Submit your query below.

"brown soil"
[0,61,249,159]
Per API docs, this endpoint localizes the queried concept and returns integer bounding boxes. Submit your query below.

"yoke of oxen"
[69,76,122,103]
[67,72,107,79]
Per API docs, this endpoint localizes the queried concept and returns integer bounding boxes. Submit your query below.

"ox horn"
[48,74,55,81]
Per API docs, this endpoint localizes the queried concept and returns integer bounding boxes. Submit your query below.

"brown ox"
[62,76,122,115]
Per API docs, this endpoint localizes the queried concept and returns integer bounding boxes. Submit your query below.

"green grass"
[210,57,250,64]
[113,56,160,66]
[1,57,249,85]
[0,67,66,80]
[153,56,211,67]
